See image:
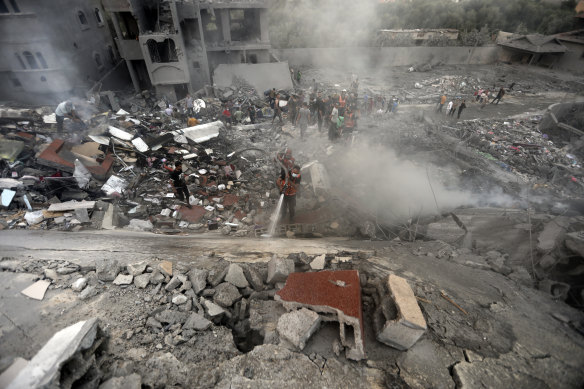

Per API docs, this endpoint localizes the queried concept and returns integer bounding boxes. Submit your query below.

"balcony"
[102,0,131,12]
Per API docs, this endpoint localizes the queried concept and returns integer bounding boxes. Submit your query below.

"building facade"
[0,0,119,104]
[102,0,271,101]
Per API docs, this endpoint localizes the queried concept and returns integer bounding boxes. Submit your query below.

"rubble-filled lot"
[1,62,584,388]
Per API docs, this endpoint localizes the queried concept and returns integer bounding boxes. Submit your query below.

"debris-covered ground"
[1,62,584,388]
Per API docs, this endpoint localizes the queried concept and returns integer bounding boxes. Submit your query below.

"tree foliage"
[268,0,577,48]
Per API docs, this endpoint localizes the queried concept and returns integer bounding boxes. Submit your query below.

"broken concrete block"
[165,275,183,291]
[1,189,16,207]
[183,312,212,331]
[48,200,96,212]
[243,266,264,292]
[127,261,147,276]
[79,285,98,300]
[24,210,45,225]
[277,308,321,350]
[150,271,165,285]
[102,175,129,196]
[127,219,153,231]
[188,268,208,294]
[214,282,242,307]
[113,274,133,286]
[95,258,121,282]
[537,217,569,252]
[202,298,226,318]
[7,319,101,389]
[276,270,365,360]
[267,257,295,284]
[225,263,249,288]
[21,280,51,300]
[376,274,427,351]
[71,278,88,292]
[98,373,141,389]
[134,273,151,289]
[172,294,188,305]
[154,310,188,325]
[310,255,326,270]
[0,357,28,388]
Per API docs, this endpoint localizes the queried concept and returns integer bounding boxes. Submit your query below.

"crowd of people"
[436,86,506,120]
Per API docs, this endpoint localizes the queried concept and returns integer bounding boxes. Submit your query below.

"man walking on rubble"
[446,100,453,116]
[316,92,325,132]
[457,99,467,119]
[163,162,191,206]
[55,100,82,133]
[272,94,283,124]
[185,94,194,117]
[277,164,301,224]
[296,102,310,139]
[329,102,339,141]
[491,87,505,105]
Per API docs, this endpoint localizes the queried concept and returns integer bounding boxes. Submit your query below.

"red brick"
[223,194,239,207]
[178,205,206,223]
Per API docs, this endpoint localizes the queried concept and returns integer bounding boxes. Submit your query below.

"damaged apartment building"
[103,0,272,101]
[0,0,120,104]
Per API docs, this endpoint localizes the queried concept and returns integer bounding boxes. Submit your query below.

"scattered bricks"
[113,274,133,286]
[183,312,212,331]
[214,282,242,307]
[376,274,427,351]
[177,205,206,223]
[243,266,264,292]
[310,255,326,270]
[188,268,208,294]
[225,264,249,288]
[158,261,173,276]
[134,273,151,289]
[277,308,321,350]
[165,276,183,292]
[95,258,121,282]
[276,270,365,360]
[267,257,295,284]
[127,261,147,276]
[222,194,239,208]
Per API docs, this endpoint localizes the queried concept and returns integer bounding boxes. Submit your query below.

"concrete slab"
[213,62,293,95]
[20,280,51,300]
[48,200,96,212]
[376,274,427,351]
[275,270,365,360]
[174,121,223,144]
[1,189,16,207]
[7,318,100,389]
[0,357,28,388]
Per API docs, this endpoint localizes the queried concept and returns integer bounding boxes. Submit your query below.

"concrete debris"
[96,258,121,282]
[113,274,134,285]
[71,277,88,292]
[183,312,212,331]
[98,373,141,389]
[188,268,208,294]
[21,280,51,300]
[225,263,250,288]
[277,308,321,350]
[375,274,427,350]
[134,273,151,289]
[310,254,326,270]
[7,318,103,389]
[214,282,242,307]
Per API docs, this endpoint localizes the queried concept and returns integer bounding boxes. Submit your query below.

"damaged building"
[103,0,272,101]
[0,0,120,104]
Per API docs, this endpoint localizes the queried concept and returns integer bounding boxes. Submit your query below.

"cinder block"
[376,274,426,350]
[277,308,321,350]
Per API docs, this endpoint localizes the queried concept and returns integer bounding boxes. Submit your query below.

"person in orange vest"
[344,107,356,136]
[277,164,301,223]
[437,94,447,113]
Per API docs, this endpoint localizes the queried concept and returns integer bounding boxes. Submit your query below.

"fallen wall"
[276,46,501,69]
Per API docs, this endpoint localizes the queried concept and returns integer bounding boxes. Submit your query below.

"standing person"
[449,99,458,117]
[491,87,505,104]
[316,92,325,132]
[185,94,194,117]
[288,95,298,124]
[338,89,347,116]
[233,106,244,123]
[457,100,467,119]
[272,94,283,124]
[277,165,301,224]
[480,91,488,109]
[55,100,82,132]
[296,102,311,139]
[222,106,232,125]
[312,79,318,92]
[476,89,483,102]
[248,105,256,124]
[391,97,399,113]
[437,94,447,112]
[344,107,356,138]
[268,88,276,108]
[296,69,301,85]
[446,100,453,115]
[329,103,339,141]
[163,162,191,206]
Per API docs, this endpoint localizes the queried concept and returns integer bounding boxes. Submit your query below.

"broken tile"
[21,280,51,300]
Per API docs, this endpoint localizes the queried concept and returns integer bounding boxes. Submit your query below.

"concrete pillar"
[111,12,140,92]
[220,9,231,43]
[259,9,269,43]
[126,60,140,92]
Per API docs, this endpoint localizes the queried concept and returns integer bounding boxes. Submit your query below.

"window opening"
[78,10,88,25]
[23,51,39,69]
[36,52,48,69]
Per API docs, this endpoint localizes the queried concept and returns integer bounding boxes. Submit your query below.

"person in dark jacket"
[163,162,190,205]
[277,165,301,223]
